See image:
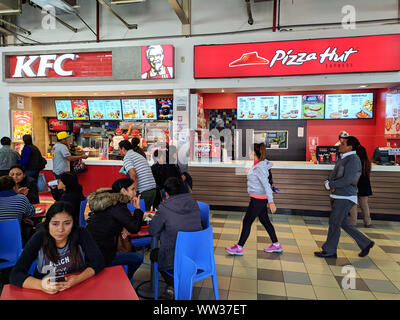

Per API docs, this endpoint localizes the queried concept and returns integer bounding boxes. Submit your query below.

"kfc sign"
[141,45,174,79]
[194,34,400,78]
[6,51,113,79]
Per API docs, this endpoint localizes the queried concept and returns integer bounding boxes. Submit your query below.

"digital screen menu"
[71,100,89,120]
[121,99,157,120]
[279,95,302,120]
[88,100,122,120]
[55,100,74,120]
[156,98,173,120]
[237,96,279,120]
[325,93,374,119]
[302,94,325,119]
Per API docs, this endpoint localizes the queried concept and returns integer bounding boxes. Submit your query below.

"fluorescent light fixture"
[358,85,368,88]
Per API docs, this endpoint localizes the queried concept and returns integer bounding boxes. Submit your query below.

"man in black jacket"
[315,136,374,259]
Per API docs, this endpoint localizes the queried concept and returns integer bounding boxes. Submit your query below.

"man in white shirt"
[315,136,374,258]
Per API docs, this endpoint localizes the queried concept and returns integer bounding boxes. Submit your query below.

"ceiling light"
[148,91,152,94]
[221,89,225,92]
[358,85,368,88]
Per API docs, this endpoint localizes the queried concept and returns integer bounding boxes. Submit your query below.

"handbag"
[72,159,87,174]
[117,234,132,253]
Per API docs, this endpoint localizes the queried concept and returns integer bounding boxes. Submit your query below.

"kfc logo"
[141,45,174,79]
[12,54,78,78]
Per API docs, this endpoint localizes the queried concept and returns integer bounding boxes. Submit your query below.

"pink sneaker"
[225,244,243,256]
[264,243,283,253]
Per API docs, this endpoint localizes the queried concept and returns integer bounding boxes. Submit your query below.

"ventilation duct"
[29,0,76,15]
[0,0,22,14]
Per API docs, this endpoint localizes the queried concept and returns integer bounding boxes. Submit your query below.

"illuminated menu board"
[71,100,89,120]
[279,95,302,119]
[121,99,157,120]
[55,100,73,120]
[302,95,325,119]
[88,100,122,120]
[237,96,279,120]
[325,93,374,119]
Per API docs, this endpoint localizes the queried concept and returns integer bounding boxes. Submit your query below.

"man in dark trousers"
[315,136,375,258]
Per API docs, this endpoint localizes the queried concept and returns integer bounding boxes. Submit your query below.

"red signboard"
[194,34,400,78]
[7,52,112,79]
[48,118,67,131]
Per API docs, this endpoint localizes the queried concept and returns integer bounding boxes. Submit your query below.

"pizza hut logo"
[229,47,358,68]
[12,54,78,78]
[229,52,269,67]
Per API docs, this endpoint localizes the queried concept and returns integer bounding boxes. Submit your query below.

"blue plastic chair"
[37,173,48,193]
[0,219,23,270]
[176,256,197,300]
[79,197,88,228]
[154,226,219,300]
[127,201,151,258]
[197,201,210,229]
[28,261,37,276]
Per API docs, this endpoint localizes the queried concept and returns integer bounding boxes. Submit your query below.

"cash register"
[372,147,395,165]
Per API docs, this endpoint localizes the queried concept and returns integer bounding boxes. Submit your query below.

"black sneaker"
[359,241,375,257]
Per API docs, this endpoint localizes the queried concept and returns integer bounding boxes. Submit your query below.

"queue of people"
[0,131,377,300]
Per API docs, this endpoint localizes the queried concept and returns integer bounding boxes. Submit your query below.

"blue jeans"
[110,252,143,280]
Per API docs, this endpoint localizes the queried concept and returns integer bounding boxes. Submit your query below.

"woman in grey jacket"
[226,143,282,256]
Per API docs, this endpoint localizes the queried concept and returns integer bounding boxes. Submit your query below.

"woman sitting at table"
[10,201,104,295]
[50,172,85,224]
[86,178,144,282]
[148,177,202,299]
[9,164,39,205]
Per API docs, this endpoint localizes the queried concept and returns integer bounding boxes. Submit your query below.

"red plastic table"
[0,266,138,300]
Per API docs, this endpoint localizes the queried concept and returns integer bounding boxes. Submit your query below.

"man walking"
[315,136,374,258]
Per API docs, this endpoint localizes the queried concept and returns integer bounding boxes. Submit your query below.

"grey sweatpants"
[322,199,372,255]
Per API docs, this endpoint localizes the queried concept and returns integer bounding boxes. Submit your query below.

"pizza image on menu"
[302,95,325,119]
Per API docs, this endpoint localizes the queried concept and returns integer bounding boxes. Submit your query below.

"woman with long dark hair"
[9,164,39,204]
[349,145,373,227]
[10,201,104,294]
[50,172,85,224]
[226,143,282,255]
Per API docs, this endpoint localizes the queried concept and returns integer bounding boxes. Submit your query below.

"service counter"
[188,160,400,216]
[42,158,400,215]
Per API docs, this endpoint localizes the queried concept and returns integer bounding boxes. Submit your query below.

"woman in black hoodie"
[86,178,144,281]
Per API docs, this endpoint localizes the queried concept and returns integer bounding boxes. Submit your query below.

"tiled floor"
[133,210,400,300]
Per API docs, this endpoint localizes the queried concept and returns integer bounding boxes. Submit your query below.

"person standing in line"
[19,134,46,181]
[131,137,147,159]
[226,143,282,256]
[0,136,20,177]
[119,140,157,211]
[315,136,375,258]
[52,132,88,180]
[349,145,373,228]
[334,131,349,146]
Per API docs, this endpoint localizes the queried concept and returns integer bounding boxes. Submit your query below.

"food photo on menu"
[302,94,325,119]
[71,100,90,120]
[325,93,374,120]
[88,100,105,120]
[385,91,400,136]
[121,99,139,120]
[279,95,302,119]
[104,100,122,120]
[137,99,157,120]
[237,96,279,120]
[55,100,74,120]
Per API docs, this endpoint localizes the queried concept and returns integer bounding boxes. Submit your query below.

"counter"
[188,161,400,215]
[42,158,400,215]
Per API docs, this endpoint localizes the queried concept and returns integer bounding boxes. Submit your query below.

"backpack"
[39,156,47,171]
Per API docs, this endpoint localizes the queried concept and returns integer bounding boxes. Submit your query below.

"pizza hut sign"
[194,34,400,78]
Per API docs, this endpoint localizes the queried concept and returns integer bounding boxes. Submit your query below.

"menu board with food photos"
[325,93,374,120]
[121,99,157,120]
[237,96,279,120]
[385,91,400,138]
[88,100,122,120]
[302,95,325,119]
[71,100,89,120]
[55,100,74,120]
[279,95,302,120]
[156,98,173,120]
